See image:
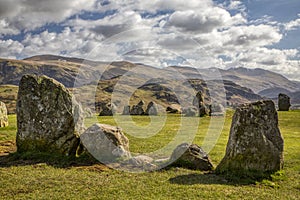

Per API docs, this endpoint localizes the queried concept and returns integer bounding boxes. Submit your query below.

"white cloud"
[236,48,298,65]
[284,17,300,31]
[223,25,282,47]
[0,39,24,59]
[0,0,299,81]
[0,0,97,33]
[104,0,213,13]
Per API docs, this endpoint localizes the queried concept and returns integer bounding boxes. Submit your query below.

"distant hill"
[223,67,300,93]
[0,55,268,113]
[169,66,300,93]
[258,87,292,98]
[290,91,300,104]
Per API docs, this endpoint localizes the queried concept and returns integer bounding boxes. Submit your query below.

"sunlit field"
[0,110,299,199]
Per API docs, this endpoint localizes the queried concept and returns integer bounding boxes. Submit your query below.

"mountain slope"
[0,55,265,113]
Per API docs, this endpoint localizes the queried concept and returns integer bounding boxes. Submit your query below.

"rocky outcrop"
[80,123,130,163]
[216,100,284,177]
[0,101,8,127]
[278,93,291,111]
[16,74,85,156]
[130,100,145,115]
[145,102,158,115]
[170,143,214,171]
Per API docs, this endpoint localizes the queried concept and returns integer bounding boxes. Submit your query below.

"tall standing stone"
[278,93,291,111]
[216,100,284,177]
[99,103,115,116]
[16,74,85,156]
[145,102,158,115]
[0,101,9,127]
[193,91,209,117]
[130,100,145,115]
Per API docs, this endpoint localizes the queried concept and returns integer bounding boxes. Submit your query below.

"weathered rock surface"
[122,105,130,115]
[130,100,145,115]
[193,91,210,117]
[170,143,214,170]
[183,106,198,117]
[278,93,291,111]
[145,101,158,115]
[216,100,284,176]
[16,74,85,156]
[0,101,8,127]
[99,103,116,116]
[210,103,225,116]
[84,107,93,118]
[80,123,130,163]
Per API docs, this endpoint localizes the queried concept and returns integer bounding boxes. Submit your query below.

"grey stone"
[80,123,130,163]
[278,93,291,111]
[122,105,130,115]
[183,106,198,117]
[210,103,225,116]
[99,103,116,116]
[193,91,210,117]
[16,74,85,156]
[0,101,8,127]
[128,155,154,166]
[137,100,145,107]
[216,100,284,176]
[130,101,145,115]
[170,143,214,171]
[145,102,158,115]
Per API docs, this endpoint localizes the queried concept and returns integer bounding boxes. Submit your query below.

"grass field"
[0,110,299,199]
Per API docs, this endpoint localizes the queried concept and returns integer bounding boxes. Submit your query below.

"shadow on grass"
[0,140,109,170]
[169,171,275,186]
[0,151,109,172]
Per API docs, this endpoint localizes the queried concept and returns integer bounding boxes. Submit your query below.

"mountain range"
[0,54,299,113]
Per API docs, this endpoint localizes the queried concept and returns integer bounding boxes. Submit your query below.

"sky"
[0,0,300,80]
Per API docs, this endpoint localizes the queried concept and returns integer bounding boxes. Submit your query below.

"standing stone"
[216,100,284,177]
[183,106,198,117]
[99,104,112,116]
[210,103,225,116]
[130,101,145,115]
[193,91,209,117]
[80,123,130,163]
[99,103,116,116]
[278,93,291,111]
[122,105,130,115]
[170,143,214,170]
[145,102,158,115]
[137,100,145,107]
[0,101,8,127]
[16,74,85,156]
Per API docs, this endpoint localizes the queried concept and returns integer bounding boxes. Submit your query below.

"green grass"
[0,110,300,199]
[0,114,17,141]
